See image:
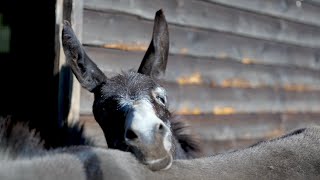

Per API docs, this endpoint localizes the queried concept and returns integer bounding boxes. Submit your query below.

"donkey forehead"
[101,72,162,99]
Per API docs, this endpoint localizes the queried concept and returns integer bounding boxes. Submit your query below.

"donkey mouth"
[144,154,173,171]
[127,143,173,171]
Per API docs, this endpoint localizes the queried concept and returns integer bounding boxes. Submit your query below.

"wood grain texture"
[80,81,320,115]
[207,0,320,26]
[84,46,320,90]
[181,113,320,140]
[80,45,320,115]
[83,10,320,70]
[84,0,320,48]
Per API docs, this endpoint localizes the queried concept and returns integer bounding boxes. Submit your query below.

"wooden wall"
[79,0,320,156]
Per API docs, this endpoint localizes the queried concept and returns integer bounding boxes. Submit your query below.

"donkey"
[62,9,201,171]
[1,115,320,180]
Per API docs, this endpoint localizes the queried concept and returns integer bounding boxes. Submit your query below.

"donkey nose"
[125,121,169,144]
[156,121,168,135]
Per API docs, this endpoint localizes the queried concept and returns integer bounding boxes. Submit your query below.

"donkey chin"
[125,129,173,171]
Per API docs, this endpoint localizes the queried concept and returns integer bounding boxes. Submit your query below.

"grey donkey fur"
[1,116,320,180]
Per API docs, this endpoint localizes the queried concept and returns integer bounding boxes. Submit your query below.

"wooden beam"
[57,0,83,125]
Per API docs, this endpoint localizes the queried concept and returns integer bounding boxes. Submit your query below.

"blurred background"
[2,0,320,156]
[79,0,320,156]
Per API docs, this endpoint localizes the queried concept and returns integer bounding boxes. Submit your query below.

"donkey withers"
[62,9,201,170]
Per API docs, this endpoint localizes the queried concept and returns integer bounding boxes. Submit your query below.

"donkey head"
[62,10,172,170]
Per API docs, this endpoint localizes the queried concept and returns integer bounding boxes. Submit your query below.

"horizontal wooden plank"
[181,113,282,141]
[83,10,320,70]
[182,112,320,155]
[84,0,320,48]
[207,0,320,27]
[80,82,320,115]
[281,112,320,131]
[181,113,320,140]
[85,46,320,91]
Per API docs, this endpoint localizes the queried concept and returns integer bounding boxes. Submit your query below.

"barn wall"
[79,0,320,155]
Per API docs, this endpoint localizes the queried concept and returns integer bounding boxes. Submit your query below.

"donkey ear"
[138,9,169,79]
[62,20,106,93]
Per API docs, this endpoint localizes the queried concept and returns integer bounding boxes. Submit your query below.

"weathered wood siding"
[80,0,320,155]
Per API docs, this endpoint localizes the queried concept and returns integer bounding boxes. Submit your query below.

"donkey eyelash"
[156,95,167,105]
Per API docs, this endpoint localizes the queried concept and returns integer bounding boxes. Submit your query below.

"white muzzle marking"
[125,99,172,151]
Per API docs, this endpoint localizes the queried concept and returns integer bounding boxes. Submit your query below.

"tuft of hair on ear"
[170,115,204,158]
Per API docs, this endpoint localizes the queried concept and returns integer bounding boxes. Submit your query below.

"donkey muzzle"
[124,100,173,170]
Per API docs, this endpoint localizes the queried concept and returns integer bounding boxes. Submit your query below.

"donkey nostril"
[157,123,168,135]
[125,129,138,140]
[158,124,164,131]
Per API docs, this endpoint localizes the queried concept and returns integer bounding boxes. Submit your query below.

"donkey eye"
[156,95,166,105]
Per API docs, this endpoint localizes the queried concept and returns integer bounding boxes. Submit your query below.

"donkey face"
[62,10,172,170]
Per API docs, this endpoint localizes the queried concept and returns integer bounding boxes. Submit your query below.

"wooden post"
[56,0,83,126]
